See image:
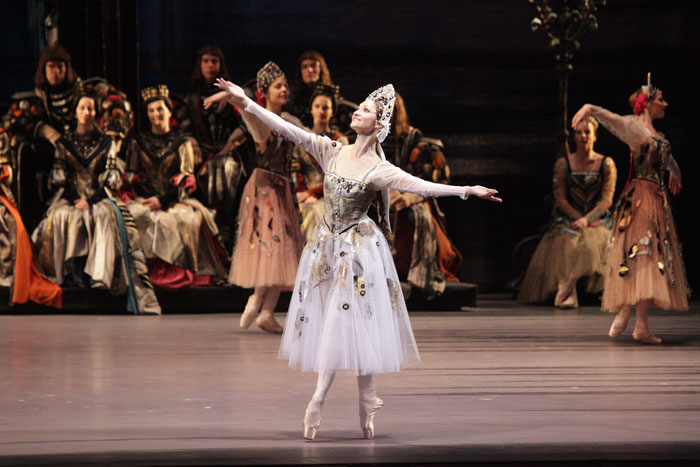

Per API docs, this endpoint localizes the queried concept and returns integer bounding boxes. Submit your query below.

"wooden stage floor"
[1,296,699,465]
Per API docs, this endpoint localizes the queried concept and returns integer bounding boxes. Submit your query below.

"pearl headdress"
[365,84,395,143]
[257,61,285,93]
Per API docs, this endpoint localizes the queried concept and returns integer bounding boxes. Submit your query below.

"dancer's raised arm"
[572,104,649,150]
[212,78,338,170]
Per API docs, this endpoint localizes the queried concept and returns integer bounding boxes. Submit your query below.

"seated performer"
[31,90,159,314]
[292,84,349,242]
[383,92,462,298]
[519,116,616,308]
[123,85,228,290]
[213,78,501,440]
[2,45,133,230]
[0,130,62,308]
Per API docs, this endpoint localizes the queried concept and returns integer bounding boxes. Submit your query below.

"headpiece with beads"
[256,61,285,94]
[365,84,395,142]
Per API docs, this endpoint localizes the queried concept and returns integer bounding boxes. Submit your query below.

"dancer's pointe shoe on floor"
[239,297,261,329]
[256,312,283,334]
[633,331,662,345]
[608,312,631,338]
[359,396,383,439]
[303,399,322,440]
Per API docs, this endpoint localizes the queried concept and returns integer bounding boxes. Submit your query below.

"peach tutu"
[602,179,688,312]
[228,168,304,289]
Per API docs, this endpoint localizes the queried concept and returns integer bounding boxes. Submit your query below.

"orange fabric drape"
[0,194,62,308]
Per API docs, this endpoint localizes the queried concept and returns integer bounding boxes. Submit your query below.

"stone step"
[0,281,477,314]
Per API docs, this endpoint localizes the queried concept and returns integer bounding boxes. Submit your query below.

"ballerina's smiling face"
[351,100,383,136]
[265,76,289,107]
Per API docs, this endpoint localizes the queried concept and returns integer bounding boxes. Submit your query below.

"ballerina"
[571,73,689,344]
[213,78,501,439]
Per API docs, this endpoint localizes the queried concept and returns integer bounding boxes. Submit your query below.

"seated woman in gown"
[519,116,617,308]
[31,90,159,314]
[123,85,228,290]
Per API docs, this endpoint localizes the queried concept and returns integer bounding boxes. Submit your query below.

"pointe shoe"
[608,313,631,338]
[256,313,283,334]
[302,414,320,440]
[303,399,322,440]
[359,396,384,439]
[239,297,261,329]
[633,331,662,345]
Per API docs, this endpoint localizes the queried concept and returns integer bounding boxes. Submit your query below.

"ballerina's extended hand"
[468,185,502,203]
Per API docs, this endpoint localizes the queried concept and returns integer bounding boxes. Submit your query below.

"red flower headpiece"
[633,93,649,116]
[256,90,266,107]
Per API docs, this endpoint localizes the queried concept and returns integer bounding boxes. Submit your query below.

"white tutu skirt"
[279,216,420,375]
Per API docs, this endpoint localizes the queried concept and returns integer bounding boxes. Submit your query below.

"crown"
[256,61,285,93]
[641,72,660,102]
[365,84,395,142]
[140,84,170,103]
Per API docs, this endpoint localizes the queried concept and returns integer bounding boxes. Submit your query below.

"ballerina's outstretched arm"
[372,162,502,202]
[208,78,338,171]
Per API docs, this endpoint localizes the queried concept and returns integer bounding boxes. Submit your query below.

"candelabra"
[529,0,606,158]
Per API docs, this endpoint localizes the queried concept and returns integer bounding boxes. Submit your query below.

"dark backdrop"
[2,0,698,293]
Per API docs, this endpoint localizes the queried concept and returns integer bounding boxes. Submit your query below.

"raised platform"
[0,297,699,465]
[0,281,477,314]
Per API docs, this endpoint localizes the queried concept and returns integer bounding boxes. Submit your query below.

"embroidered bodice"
[126,131,196,196]
[323,155,379,233]
[50,131,116,198]
[632,134,671,185]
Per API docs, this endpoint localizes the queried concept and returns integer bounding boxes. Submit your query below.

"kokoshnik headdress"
[633,72,661,116]
[366,84,395,143]
[364,84,396,233]
[257,61,285,93]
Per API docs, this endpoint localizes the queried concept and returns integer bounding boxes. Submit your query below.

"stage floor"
[1,297,700,465]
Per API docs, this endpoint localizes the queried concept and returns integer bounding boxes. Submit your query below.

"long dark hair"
[34,45,78,88]
[190,45,231,87]
[291,50,333,97]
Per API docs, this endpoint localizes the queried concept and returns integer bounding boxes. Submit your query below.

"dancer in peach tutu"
[572,74,689,344]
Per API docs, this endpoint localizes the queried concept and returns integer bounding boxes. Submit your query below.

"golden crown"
[140,84,170,103]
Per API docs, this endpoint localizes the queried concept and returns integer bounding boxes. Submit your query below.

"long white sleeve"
[372,161,469,199]
[243,100,340,171]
